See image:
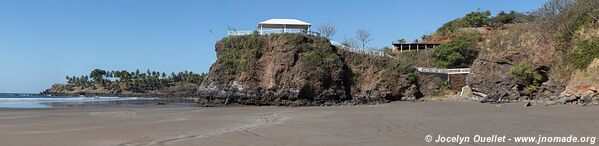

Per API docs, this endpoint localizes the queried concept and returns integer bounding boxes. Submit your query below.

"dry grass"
[565,59,599,93]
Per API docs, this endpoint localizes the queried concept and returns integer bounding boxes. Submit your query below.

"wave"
[0,93,161,108]
[0,96,156,102]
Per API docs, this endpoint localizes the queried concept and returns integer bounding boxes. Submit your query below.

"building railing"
[330,40,398,60]
[417,67,470,74]
[228,29,320,37]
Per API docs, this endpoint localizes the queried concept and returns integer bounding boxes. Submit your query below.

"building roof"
[392,41,440,45]
[258,19,311,29]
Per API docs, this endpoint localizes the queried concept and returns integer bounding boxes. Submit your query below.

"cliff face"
[338,49,419,102]
[466,0,599,102]
[466,26,559,101]
[197,34,419,106]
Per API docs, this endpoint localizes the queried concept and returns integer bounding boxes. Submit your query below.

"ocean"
[0,93,158,108]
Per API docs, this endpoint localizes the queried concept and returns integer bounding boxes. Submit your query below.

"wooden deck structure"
[392,41,440,52]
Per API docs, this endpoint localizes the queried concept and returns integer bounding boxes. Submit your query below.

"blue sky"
[0,0,547,93]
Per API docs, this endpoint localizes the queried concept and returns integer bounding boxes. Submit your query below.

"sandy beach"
[1,101,598,146]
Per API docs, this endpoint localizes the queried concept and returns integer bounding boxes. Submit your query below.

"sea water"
[0,93,156,108]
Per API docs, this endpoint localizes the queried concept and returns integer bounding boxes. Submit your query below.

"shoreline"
[1,101,597,146]
[40,92,198,98]
[20,92,599,109]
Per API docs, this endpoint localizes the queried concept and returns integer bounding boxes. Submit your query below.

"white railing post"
[417,67,470,74]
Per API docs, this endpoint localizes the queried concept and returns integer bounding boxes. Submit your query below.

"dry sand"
[1,101,598,146]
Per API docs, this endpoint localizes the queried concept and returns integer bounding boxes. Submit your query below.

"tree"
[433,38,478,68]
[341,35,359,48]
[395,39,407,44]
[65,76,73,84]
[90,69,107,84]
[318,23,336,39]
[421,34,431,41]
[356,29,373,50]
[533,0,575,19]
[492,11,517,25]
[463,10,492,27]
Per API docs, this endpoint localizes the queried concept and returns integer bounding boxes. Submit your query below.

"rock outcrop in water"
[43,69,205,98]
[197,34,419,106]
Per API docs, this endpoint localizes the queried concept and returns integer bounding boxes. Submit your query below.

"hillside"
[466,0,599,103]
[383,0,599,104]
[197,34,419,106]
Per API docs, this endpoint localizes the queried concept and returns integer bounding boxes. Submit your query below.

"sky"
[0,0,548,93]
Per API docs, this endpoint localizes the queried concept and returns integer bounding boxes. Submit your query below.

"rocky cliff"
[197,34,419,106]
[466,0,599,103]
[466,26,558,101]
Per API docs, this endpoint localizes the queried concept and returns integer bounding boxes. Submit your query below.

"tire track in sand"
[118,113,282,146]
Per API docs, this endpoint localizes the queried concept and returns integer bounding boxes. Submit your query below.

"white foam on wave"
[0,96,156,103]
[0,93,159,108]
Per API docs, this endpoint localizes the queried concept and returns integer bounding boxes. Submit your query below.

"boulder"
[580,90,597,103]
[556,93,579,104]
[524,102,532,107]
[460,86,473,97]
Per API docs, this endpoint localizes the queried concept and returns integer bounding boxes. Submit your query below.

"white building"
[228,19,319,36]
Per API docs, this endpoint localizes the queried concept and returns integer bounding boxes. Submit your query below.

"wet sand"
[1,101,598,146]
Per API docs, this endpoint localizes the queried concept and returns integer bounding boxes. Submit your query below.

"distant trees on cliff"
[318,23,337,39]
[436,10,524,36]
[65,69,207,91]
[356,29,373,50]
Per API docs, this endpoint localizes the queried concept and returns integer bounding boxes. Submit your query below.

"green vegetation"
[507,95,521,100]
[385,61,414,74]
[406,72,418,84]
[219,34,264,75]
[301,50,341,67]
[563,39,599,69]
[533,0,599,48]
[298,36,344,76]
[432,38,478,68]
[508,63,543,95]
[430,78,450,96]
[436,10,521,36]
[556,6,599,69]
[381,61,418,84]
[65,69,206,92]
[90,69,107,84]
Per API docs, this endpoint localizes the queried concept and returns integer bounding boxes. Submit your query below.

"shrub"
[352,55,365,65]
[507,95,521,100]
[432,38,478,68]
[220,34,265,75]
[385,61,414,74]
[436,10,524,36]
[300,49,342,75]
[430,78,450,96]
[563,39,599,69]
[491,11,518,25]
[508,63,543,94]
[407,73,418,84]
